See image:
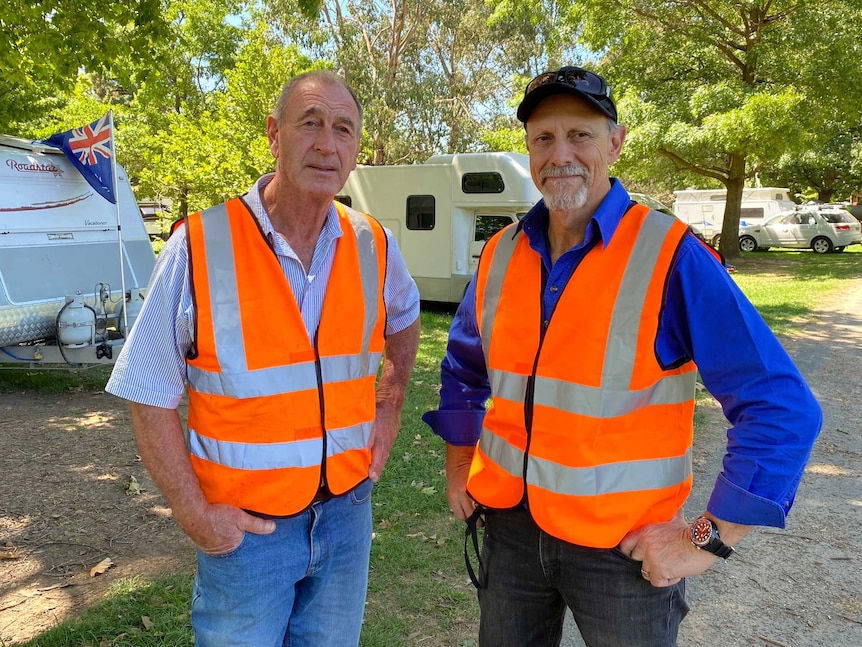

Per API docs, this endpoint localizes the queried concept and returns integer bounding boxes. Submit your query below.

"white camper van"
[672,187,796,246]
[0,135,156,366]
[338,152,541,303]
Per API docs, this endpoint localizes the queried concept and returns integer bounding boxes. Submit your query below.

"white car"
[738,209,862,254]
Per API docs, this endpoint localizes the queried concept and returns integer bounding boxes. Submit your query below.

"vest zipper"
[522,267,550,505]
[313,327,328,494]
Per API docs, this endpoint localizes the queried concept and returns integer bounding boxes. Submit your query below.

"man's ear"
[607,124,626,165]
[266,116,279,159]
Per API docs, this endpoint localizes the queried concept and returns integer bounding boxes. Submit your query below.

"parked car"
[738,208,862,254]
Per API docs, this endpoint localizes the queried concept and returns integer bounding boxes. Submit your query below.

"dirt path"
[564,280,862,646]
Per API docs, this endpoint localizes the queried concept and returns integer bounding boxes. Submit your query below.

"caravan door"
[469,213,518,274]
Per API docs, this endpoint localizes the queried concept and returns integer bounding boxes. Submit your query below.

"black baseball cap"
[517,66,617,123]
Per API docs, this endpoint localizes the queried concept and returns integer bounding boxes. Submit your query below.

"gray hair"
[273,71,363,137]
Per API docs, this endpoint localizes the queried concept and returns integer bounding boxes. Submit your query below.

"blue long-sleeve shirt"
[423,179,821,528]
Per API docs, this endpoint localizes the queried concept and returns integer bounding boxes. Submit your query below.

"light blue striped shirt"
[106,174,420,409]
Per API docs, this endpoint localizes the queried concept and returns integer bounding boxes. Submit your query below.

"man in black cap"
[422,66,820,646]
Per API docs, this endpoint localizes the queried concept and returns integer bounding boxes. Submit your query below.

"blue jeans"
[191,479,374,647]
[477,506,688,647]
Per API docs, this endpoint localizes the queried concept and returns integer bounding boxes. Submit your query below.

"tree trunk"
[719,153,747,260]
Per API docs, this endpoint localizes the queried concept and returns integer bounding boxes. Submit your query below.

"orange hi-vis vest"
[184,198,387,516]
[470,205,697,547]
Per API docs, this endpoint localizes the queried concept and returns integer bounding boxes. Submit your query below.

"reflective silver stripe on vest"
[327,420,374,456]
[480,225,521,362]
[188,352,384,398]
[197,203,248,372]
[488,368,695,417]
[602,212,674,390]
[528,447,692,496]
[342,206,381,376]
[189,201,383,398]
[188,420,374,470]
[478,209,692,494]
[479,430,692,495]
[189,430,324,470]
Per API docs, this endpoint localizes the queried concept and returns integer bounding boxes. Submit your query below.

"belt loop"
[463,506,486,589]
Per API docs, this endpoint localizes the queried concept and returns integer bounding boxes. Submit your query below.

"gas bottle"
[117,287,145,336]
[57,294,96,347]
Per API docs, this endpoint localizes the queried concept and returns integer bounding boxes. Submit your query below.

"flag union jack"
[43,111,117,204]
[68,114,112,166]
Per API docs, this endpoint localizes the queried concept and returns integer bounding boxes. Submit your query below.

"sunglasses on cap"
[526,67,611,98]
[517,66,617,123]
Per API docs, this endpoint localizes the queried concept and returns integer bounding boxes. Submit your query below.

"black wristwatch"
[689,516,735,559]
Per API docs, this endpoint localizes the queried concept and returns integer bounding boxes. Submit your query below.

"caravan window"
[740,207,764,220]
[335,195,352,207]
[407,195,435,230]
[474,215,513,241]
[462,172,505,194]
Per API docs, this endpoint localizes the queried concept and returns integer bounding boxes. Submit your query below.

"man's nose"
[314,127,337,153]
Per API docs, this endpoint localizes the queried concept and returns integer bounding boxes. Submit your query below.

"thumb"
[240,512,276,536]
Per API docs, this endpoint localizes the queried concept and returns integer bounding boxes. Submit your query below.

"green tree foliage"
[768,129,862,203]
[0,0,167,130]
[264,0,546,165]
[560,0,862,257]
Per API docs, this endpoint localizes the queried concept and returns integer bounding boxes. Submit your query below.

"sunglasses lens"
[526,68,607,98]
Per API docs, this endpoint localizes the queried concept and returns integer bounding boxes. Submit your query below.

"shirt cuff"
[421,409,484,446]
[706,473,788,528]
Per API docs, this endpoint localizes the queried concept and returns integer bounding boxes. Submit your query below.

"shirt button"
[550,285,559,293]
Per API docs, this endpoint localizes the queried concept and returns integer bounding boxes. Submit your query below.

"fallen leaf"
[141,615,153,630]
[0,549,19,560]
[124,474,142,495]
[421,486,437,495]
[90,557,114,577]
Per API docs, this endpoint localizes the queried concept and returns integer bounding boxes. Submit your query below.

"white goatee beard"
[540,166,590,211]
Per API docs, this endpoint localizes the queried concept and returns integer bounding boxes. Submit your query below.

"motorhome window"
[462,172,505,194]
[335,195,352,207]
[407,195,435,230]
[710,195,724,201]
[740,207,764,220]
[474,215,513,241]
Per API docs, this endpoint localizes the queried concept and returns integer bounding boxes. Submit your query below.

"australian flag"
[44,112,117,204]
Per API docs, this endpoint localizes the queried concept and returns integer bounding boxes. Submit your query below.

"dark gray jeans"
[477,506,689,647]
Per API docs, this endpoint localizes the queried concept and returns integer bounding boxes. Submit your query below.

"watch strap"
[703,537,735,559]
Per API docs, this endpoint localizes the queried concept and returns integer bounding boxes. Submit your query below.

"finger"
[241,512,276,535]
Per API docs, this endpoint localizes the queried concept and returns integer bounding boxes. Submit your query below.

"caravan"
[672,187,796,246]
[338,152,540,303]
[0,135,156,366]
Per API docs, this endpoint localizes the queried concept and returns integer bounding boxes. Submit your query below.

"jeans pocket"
[350,478,374,505]
[610,546,641,565]
[200,531,248,560]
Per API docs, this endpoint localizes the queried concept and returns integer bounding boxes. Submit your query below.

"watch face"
[690,517,714,546]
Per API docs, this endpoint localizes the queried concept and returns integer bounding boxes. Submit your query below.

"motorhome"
[337,152,541,303]
[672,187,796,246]
[0,135,156,366]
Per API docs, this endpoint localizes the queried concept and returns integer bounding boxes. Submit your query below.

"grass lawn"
[7,247,861,647]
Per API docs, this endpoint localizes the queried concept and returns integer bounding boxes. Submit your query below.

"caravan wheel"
[710,234,720,248]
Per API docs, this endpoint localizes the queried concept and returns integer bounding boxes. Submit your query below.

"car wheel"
[834,246,845,253]
[739,235,758,253]
[811,237,833,254]
[711,234,721,248]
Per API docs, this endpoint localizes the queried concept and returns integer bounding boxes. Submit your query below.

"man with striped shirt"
[107,71,420,646]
